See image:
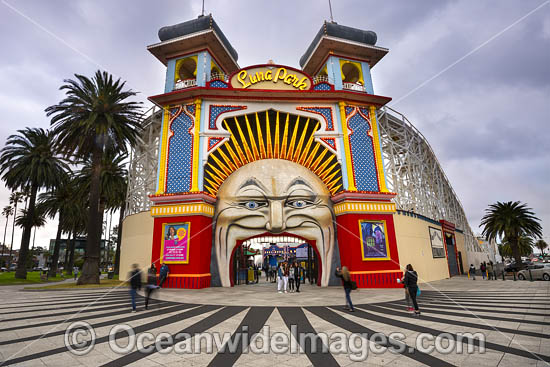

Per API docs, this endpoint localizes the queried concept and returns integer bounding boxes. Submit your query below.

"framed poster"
[359,220,391,261]
[429,227,445,258]
[161,222,191,264]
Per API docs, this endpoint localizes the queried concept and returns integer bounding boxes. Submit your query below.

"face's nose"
[266,200,285,233]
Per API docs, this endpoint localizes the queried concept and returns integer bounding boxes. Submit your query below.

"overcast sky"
[1,0,549,250]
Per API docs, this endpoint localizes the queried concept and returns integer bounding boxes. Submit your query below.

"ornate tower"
[144,16,401,288]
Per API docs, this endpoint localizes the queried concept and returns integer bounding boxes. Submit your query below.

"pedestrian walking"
[480,262,487,279]
[73,266,78,280]
[335,266,355,312]
[159,263,169,288]
[398,274,413,311]
[469,264,476,280]
[277,263,283,293]
[282,262,289,293]
[403,264,420,316]
[145,265,159,310]
[128,264,142,312]
[288,264,295,292]
[486,262,494,280]
[294,263,302,293]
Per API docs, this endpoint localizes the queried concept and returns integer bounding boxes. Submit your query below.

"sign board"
[296,247,308,258]
[230,65,312,91]
[161,222,190,264]
[359,220,391,261]
[429,227,445,258]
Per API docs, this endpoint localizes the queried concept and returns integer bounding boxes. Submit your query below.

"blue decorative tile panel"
[347,107,379,191]
[296,106,334,131]
[210,80,228,88]
[166,105,195,193]
[313,82,332,91]
[208,105,247,130]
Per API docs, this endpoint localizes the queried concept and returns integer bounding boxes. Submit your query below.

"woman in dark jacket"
[403,264,420,316]
[335,266,354,312]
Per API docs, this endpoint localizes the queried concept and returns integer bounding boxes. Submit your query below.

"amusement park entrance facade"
[120,16,479,289]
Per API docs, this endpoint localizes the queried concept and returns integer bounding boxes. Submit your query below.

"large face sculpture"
[213,159,336,287]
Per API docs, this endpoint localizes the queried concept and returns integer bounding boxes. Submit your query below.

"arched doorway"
[229,233,322,287]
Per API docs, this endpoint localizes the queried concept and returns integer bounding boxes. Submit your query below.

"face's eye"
[239,201,267,210]
[287,199,312,209]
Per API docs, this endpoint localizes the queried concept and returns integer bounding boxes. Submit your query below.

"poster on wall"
[161,222,191,264]
[359,220,390,260]
[429,227,445,258]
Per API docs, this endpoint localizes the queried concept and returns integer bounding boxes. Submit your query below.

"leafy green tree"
[535,239,548,257]
[481,201,542,270]
[0,128,68,278]
[46,71,141,284]
[1,205,14,267]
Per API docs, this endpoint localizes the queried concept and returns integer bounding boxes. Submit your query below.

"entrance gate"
[446,234,459,277]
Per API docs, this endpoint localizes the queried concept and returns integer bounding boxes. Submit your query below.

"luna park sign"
[230,65,312,91]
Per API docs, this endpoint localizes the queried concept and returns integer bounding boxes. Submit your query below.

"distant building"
[48,238,110,265]
[472,236,501,266]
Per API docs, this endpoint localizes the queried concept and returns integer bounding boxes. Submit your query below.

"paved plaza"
[0,277,548,366]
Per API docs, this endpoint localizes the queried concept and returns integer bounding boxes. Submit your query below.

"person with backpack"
[403,264,420,316]
[480,262,487,279]
[128,264,142,312]
[159,263,169,288]
[335,266,355,312]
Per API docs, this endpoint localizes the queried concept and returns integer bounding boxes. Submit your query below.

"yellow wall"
[119,211,154,281]
[393,213,450,283]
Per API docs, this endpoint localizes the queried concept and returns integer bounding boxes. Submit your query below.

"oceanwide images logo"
[65,322,485,361]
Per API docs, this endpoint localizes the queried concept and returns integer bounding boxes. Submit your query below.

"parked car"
[8,265,16,271]
[504,262,532,272]
[1,267,7,272]
[32,267,44,271]
[518,263,550,281]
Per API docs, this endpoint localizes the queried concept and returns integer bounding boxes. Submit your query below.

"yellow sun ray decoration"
[203,110,343,196]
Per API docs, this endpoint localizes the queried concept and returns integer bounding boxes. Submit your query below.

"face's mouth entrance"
[229,232,322,287]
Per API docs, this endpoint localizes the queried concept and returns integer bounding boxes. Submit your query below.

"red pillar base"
[149,192,215,289]
[332,191,402,288]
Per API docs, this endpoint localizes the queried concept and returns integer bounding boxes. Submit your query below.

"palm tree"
[15,208,47,269]
[0,128,68,279]
[38,174,77,277]
[46,70,142,284]
[8,192,23,263]
[501,235,534,257]
[64,202,87,276]
[1,205,14,267]
[481,201,542,270]
[76,150,128,276]
[535,239,548,257]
